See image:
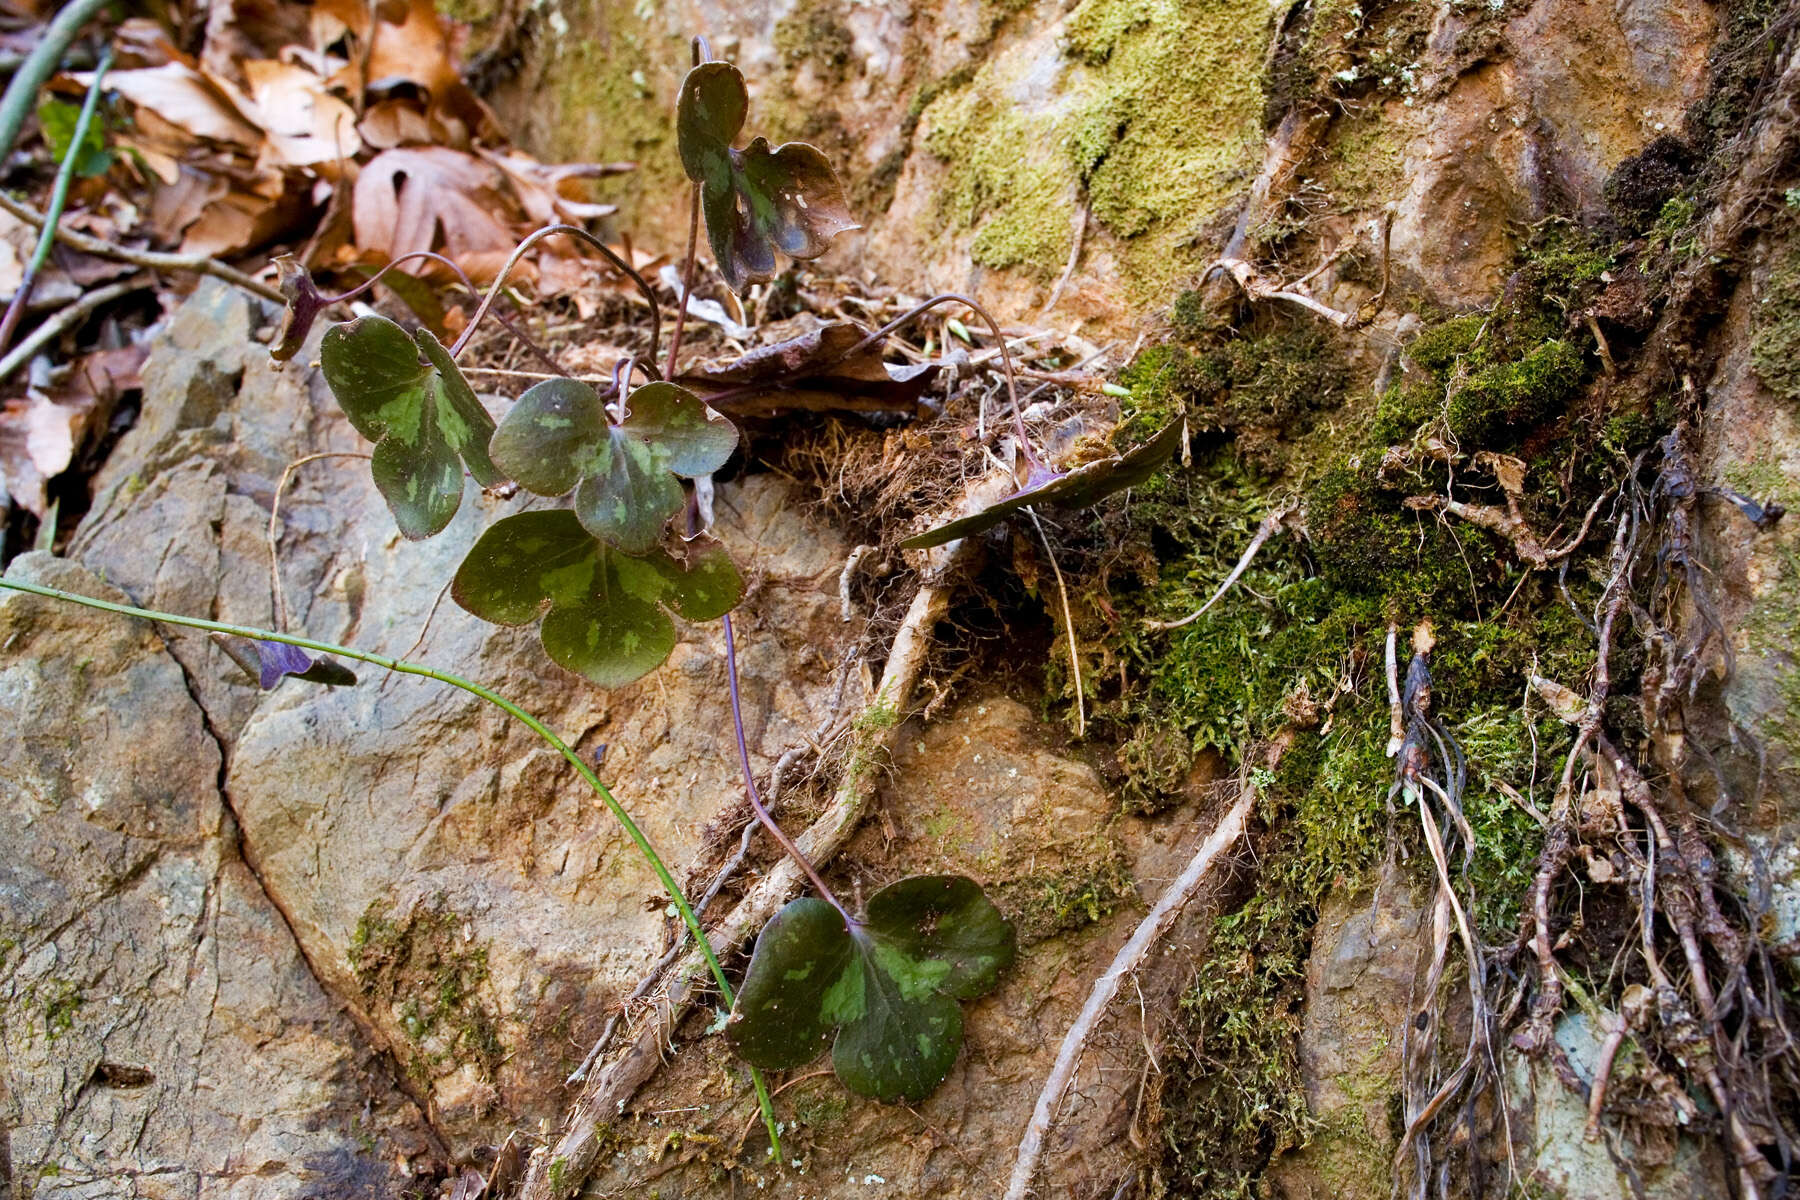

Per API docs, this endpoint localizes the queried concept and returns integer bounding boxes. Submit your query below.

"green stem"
[0,45,111,354]
[0,573,781,1159]
[0,0,109,163]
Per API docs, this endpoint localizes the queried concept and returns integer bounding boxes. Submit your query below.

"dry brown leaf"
[180,187,300,259]
[147,164,229,244]
[82,63,261,148]
[480,149,622,227]
[363,0,500,148]
[199,0,312,88]
[0,396,79,516]
[352,147,521,282]
[358,98,433,150]
[111,16,185,69]
[240,58,361,168]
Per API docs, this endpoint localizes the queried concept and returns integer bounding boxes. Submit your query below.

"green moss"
[1061,0,1266,288]
[918,0,1265,290]
[1000,851,1137,943]
[40,979,82,1041]
[350,896,504,1076]
[1752,239,1800,404]
[1325,116,1406,209]
[922,66,1079,275]
[773,0,855,78]
[1446,339,1586,446]
[1406,313,1487,374]
[537,17,688,232]
[1117,344,1208,440]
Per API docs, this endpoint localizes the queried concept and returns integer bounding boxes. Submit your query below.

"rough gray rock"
[0,552,434,1198]
[1267,867,1426,1200]
[50,279,862,1157]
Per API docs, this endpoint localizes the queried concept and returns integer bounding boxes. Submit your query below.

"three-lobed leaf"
[899,419,1187,550]
[727,875,1016,1103]
[451,509,743,687]
[320,314,506,539]
[489,379,738,554]
[677,60,858,293]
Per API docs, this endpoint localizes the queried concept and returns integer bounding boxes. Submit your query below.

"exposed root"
[1027,506,1085,737]
[1143,502,1296,631]
[1003,743,1272,1200]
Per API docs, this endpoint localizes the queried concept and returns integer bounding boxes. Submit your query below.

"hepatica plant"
[308,43,1019,1119]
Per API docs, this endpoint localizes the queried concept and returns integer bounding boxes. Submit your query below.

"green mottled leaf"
[899,419,1186,550]
[726,897,857,1070]
[489,378,609,496]
[727,875,1016,1103]
[320,315,505,539]
[677,60,858,294]
[451,510,743,687]
[491,379,737,554]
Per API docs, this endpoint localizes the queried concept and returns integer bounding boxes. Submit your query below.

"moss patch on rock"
[917,0,1266,290]
[351,896,503,1081]
[1752,237,1800,404]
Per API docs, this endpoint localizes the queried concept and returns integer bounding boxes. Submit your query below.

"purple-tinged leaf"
[899,419,1186,550]
[212,634,357,689]
[677,60,858,294]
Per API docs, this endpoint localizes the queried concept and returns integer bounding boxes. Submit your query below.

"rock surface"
[0,553,434,1197]
[476,0,1713,322]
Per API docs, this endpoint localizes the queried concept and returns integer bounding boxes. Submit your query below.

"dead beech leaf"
[352,146,519,282]
[240,58,361,168]
[678,322,939,419]
[358,98,433,150]
[362,0,500,148]
[180,187,299,259]
[82,63,261,148]
[147,164,229,243]
[479,149,622,228]
[0,396,81,516]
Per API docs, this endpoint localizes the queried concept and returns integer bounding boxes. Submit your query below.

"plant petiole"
[721,611,854,923]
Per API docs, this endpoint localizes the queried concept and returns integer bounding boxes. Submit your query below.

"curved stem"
[843,292,1031,465]
[0,0,109,162]
[721,612,850,919]
[0,46,111,355]
[450,223,661,374]
[326,249,569,377]
[0,573,779,1154]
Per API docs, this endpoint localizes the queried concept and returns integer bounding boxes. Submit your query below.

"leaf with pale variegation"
[728,875,1015,1103]
[488,379,737,554]
[320,315,505,539]
[451,510,743,687]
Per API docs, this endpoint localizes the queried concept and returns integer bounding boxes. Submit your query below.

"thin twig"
[1004,764,1264,1200]
[1039,202,1088,317]
[1142,504,1292,631]
[0,275,146,384]
[0,47,111,355]
[0,191,283,304]
[449,223,660,372]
